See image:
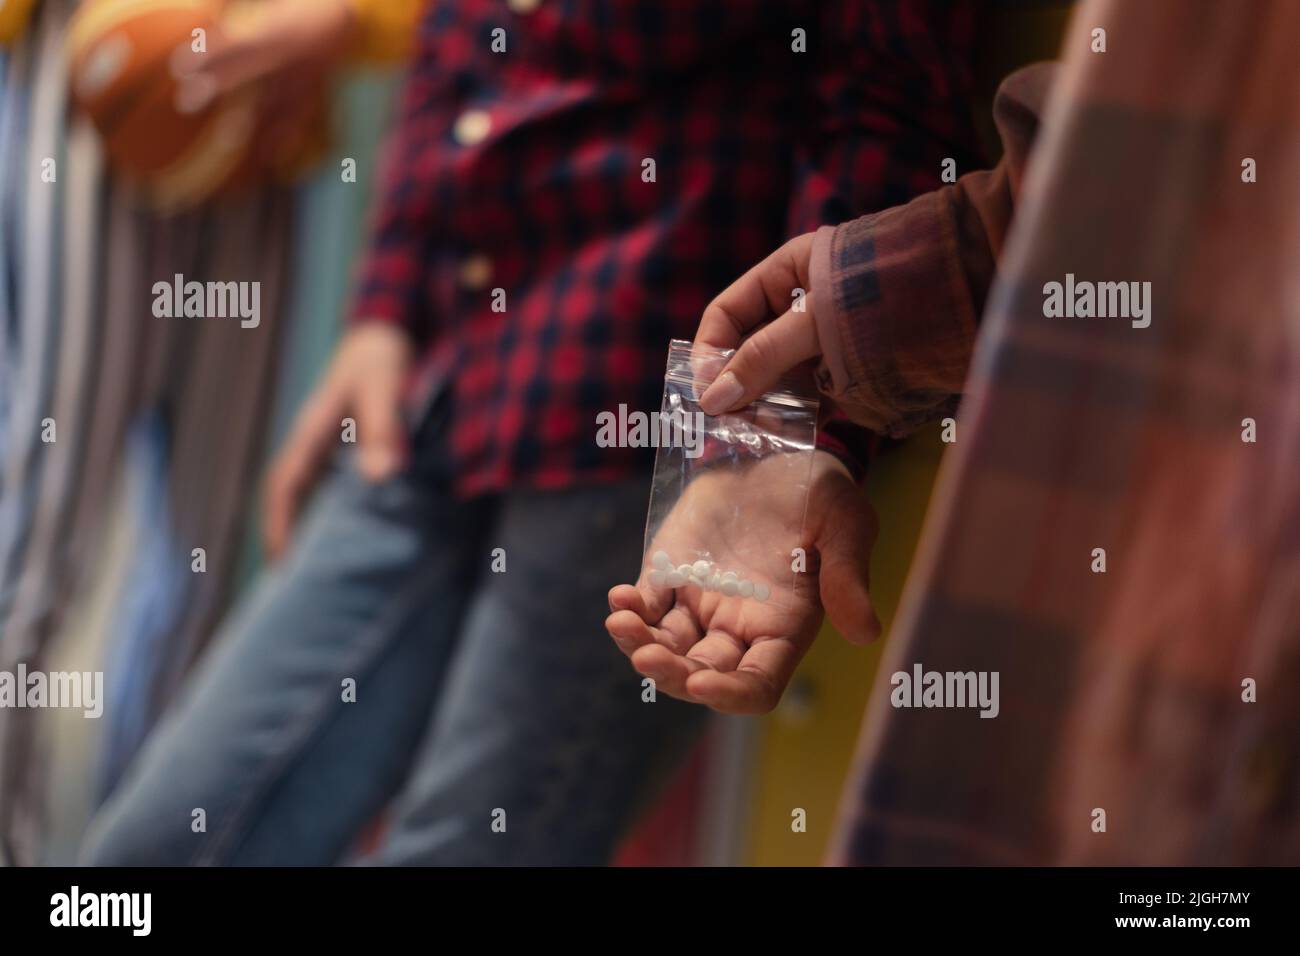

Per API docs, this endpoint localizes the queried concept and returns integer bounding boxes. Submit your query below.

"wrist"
[812,448,854,483]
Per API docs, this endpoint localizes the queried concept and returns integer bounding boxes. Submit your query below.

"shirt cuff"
[810,223,853,400]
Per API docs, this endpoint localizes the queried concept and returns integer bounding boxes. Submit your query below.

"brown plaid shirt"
[817,0,1300,864]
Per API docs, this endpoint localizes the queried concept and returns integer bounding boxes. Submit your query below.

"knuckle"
[742,327,778,372]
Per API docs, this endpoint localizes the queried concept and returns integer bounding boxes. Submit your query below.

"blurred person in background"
[0,0,420,863]
[164,0,420,178]
[84,0,985,865]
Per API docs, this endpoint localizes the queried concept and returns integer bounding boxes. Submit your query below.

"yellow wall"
[744,425,947,865]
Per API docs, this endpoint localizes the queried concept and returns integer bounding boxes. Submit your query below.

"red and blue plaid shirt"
[351,0,983,497]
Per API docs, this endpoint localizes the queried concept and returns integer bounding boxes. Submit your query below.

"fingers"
[352,359,409,482]
[608,582,726,703]
[609,599,798,716]
[684,630,746,672]
[685,636,807,714]
[818,534,881,645]
[697,316,818,416]
[605,585,696,665]
[698,303,820,415]
[694,233,819,415]
[170,5,305,115]
[808,456,882,645]
[608,615,809,715]
[172,2,288,88]
[696,233,815,349]
[629,644,707,702]
[605,608,659,657]
[262,386,346,561]
[608,584,648,617]
[170,30,272,115]
[608,578,675,625]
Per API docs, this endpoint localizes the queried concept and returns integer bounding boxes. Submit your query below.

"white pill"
[665,571,687,587]
[692,560,711,577]
[720,579,740,597]
[652,550,672,570]
[753,582,771,602]
[738,579,754,598]
[648,570,667,587]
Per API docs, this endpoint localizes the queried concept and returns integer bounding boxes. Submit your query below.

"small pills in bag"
[641,340,819,609]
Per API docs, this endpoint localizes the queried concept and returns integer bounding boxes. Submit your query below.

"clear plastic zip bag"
[641,340,819,609]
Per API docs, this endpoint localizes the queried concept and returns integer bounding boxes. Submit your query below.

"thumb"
[698,300,819,415]
[810,464,882,645]
[262,384,346,560]
[353,364,409,483]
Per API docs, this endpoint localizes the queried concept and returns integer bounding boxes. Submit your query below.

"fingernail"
[700,370,744,415]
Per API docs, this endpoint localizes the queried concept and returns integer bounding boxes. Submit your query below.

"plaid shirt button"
[453,109,492,146]
[459,255,493,291]
[506,0,542,14]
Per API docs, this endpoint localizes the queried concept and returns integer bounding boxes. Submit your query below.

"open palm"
[606,451,881,714]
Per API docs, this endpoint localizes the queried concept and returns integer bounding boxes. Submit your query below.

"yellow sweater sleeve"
[345,0,422,64]
[0,0,39,45]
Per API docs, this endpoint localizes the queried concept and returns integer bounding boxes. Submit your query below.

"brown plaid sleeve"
[809,63,1053,436]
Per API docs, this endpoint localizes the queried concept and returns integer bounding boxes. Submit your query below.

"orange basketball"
[66,0,256,209]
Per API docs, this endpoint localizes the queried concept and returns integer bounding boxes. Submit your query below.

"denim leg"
[81,456,492,865]
[374,478,709,866]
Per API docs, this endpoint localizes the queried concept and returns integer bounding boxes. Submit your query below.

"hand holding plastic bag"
[605,341,881,715]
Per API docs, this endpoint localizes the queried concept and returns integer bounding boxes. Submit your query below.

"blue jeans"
[81,411,705,865]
